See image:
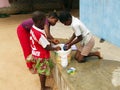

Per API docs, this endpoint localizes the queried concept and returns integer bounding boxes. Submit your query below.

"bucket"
[54,44,71,68]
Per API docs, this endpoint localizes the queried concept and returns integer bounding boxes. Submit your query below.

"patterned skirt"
[26,54,53,76]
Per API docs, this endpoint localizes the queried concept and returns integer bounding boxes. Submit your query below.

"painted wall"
[80,0,120,47]
[0,0,10,8]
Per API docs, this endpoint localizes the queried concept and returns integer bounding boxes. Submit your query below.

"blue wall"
[80,0,120,47]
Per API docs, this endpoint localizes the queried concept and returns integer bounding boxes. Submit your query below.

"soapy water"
[53,44,71,51]
[63,44,68,51]
[52,43,77,51]
[55,44,71,53]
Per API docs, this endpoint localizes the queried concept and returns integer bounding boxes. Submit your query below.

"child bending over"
[44,12,59,44]
[17,11,59,69]
[58,11,102,63]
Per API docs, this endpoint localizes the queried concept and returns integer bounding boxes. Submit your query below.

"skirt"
[17,24,31,59]
[26,54,53,76]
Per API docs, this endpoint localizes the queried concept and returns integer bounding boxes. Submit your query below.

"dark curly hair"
[48,12,58,19]
[58,11,72,23]
[32,11,46,23]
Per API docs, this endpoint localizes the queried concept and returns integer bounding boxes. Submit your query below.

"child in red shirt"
[17,12,59,68]
[29,11,61,90]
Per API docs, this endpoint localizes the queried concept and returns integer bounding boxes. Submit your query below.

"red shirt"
[30,25,50,59]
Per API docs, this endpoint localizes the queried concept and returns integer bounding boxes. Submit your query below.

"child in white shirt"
[59,11,102,63]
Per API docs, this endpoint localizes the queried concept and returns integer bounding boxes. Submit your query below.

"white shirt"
[71,16,92,45]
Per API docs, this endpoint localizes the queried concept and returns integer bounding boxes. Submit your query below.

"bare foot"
[76,59,86,63]
[95,51,103,59]
[79,60,86,63]
[74,56,78,60]
[74,55,86,63]
[42,86,52,90]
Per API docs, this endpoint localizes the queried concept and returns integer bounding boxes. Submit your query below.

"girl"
[17,11,59,68]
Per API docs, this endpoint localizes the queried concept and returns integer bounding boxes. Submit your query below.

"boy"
[29,11,61,90]
[58,11,102,63]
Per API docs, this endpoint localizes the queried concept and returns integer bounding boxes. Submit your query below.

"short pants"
[76,36,95,56]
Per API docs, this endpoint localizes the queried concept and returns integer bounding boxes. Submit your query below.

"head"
[32,11,46,29]
[48,12,58,26]
[58,11,72,26]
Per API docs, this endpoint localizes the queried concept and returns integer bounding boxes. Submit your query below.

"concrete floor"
[0,9,120,90]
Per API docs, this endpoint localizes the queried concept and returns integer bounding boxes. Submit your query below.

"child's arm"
[39,34,61,51]
[48,39,60,45]
[45,44,61,51]
[44,24,54,40]
[65,34,83,50]
[70,35,83,46]
[44,24,59,44]
[66,33,76,44]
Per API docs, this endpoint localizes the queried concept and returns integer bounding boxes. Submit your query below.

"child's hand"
[64,44,71,50]
[55,46,61,51]
[65,41,70,45]
[52,39,60,45]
